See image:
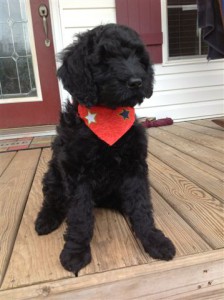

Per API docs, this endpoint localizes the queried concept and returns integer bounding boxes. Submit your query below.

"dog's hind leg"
[60,183,94,274]
[35,161,68,235]
[120,176,176,261]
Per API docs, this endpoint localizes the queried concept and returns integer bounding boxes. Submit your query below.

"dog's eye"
[99,46,117,60]
[122,48,131,59]
[138,49,149,69]
[138,56,149,71]
[135,46,145,57]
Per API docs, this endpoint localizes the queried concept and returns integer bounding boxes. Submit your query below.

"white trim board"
[136,99,224,122]
[0,126,56,140]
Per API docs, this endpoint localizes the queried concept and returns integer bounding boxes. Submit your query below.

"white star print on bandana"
[85,110,97,125]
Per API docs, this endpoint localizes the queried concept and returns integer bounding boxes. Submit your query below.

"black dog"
[35,24,175,274]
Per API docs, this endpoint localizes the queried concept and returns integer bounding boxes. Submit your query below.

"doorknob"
[39,4,51,47]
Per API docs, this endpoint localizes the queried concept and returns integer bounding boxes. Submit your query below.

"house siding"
[58,0,116,47]
[50,0,224,121]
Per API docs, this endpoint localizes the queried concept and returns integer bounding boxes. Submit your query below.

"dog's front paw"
[35,211,62,235]
[144,229,176,261]
[60,246,91,275]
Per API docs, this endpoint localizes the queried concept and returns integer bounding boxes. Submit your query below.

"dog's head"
[57,24,154,108]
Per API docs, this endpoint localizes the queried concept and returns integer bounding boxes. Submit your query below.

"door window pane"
[0,0,37,99]
[0,57,20,94]
[167,0,208,60]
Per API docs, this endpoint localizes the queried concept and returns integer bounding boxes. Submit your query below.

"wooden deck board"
[148,137,224,201]
[2,149,214,288]
[0,250,223,300]
[0,149,41,286]
[175,122,224,139]
[149,154,224,249]
[151,189,211,256]
[0,118,223,299]
[147,127,224,172]
[0,152,16,177]
[190,119,224,130]
[79,209,149,277]
[1,149,72,289]
[161,124,224,153]
[2,149,150,288]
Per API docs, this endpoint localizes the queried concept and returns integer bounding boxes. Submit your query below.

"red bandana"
[78,105,135,145]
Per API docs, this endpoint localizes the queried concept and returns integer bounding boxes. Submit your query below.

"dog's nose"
[127,77,142,89]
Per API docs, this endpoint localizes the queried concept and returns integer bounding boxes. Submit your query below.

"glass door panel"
[0,0,40,101]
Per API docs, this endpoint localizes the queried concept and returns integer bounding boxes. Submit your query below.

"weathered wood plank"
[190,119,224,131]
[161,124,224,153]
[163,283,224,300]
[149,137,224,201]
[151,189,211,257]
[148,154,224,249]
[175,122,224,139]
[0,250,223,300]
[1,149,72,290]
[0,152,16,177]
[80,209,149,277]
[147,128,224,172]
[1,121,223,297]
[0,149,41,286]
[2,149,149,288]
[82,174,212,276]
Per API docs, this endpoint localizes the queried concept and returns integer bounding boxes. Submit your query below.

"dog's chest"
[86,146,128,178]
[76,136,137,187]
[61,121,147,190]
[88,150,134,199]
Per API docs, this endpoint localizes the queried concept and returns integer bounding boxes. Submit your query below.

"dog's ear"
[57,30,99,107]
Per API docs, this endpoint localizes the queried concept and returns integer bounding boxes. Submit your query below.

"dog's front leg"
[60,183,94,274]
[120,176,176,261]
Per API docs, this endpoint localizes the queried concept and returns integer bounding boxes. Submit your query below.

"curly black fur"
[35,24,175,274]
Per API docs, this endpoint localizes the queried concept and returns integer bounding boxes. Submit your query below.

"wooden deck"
[0,119,223,299]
